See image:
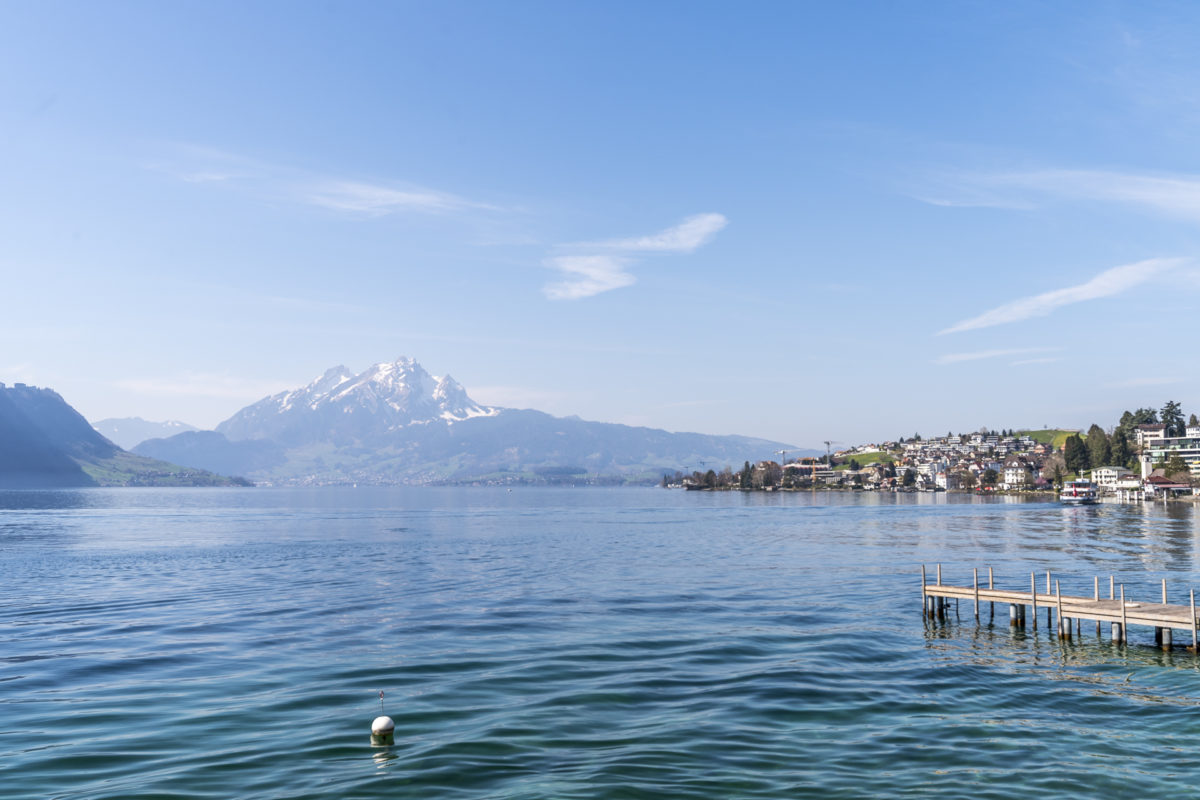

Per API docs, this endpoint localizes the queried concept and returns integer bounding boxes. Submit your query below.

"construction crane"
[823,440,842,465]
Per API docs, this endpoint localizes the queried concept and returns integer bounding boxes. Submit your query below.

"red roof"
[1146,475,1190,488]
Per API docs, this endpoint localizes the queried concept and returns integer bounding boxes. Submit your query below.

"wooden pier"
[921,564,1199,650]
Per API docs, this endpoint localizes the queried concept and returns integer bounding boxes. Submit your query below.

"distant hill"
[91,417,198,450]
[134,431,286,478]
[0,383,249,488]
[137,356,813,485]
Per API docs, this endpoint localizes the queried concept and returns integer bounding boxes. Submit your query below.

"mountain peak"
[216,357,498,445]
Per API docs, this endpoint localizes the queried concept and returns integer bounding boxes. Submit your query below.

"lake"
[3,487,1200,798]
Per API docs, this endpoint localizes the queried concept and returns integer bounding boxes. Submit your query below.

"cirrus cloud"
[938,257,1186,335]
[576,212,728,253]
[543,213,728,300]
[542,255,636,300]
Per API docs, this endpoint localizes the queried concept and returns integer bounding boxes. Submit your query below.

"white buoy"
[371,690,395,746]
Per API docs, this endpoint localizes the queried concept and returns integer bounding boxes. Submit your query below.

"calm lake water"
[4,487,1200,798]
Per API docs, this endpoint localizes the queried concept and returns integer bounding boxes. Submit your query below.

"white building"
[1136,424,1167,449]
[1089,466,1132,488]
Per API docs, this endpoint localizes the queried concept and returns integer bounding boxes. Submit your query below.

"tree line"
[1055,401,1196,478]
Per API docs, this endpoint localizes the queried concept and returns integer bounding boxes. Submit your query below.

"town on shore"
[664,402,1200,501]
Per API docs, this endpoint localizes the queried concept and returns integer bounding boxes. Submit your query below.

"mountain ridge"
[0,383,248,487]
[92,417,199,450]
[136,357,815,485]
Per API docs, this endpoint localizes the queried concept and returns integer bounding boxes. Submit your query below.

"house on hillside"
[1002,457,1032,489]
[1136,424,1167,449]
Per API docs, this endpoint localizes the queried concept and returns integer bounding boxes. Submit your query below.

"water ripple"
[4,489,1200,798]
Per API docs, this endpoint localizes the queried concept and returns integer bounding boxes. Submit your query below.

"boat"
[1060,478,1098,504]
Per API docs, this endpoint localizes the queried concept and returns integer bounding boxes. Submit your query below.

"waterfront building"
[1089,466,1133,488]
[1145,434,1200,478]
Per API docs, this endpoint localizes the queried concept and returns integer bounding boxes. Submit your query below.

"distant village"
[665,403,1200,501]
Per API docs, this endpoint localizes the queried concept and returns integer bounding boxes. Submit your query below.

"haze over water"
[5,487,1200,798]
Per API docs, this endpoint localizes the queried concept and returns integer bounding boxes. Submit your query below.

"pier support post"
[1018,604,1026,628]
[921,564,927,615]
[988,567,994,619]
[1046,571,1053,629]
[1030,572,1038,632]
[1192,589,1197,652]
[1055,580,1064,639]
[1113,585,1123,647]
[1113,622,1123,643]
[973,568,979,620]
[1095,576,1101,637]
[1010,603,1018,626]
[1163,627,1173,649]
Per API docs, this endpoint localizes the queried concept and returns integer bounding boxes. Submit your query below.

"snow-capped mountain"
[91,417,198,450]
[216,357,497,447]
[136,355,804,484]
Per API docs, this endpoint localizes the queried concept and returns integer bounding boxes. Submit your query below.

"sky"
[3,0,1200,448]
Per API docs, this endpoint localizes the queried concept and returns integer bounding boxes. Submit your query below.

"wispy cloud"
[115,373,291,401]
[995,169,1200,221]
[577,213,728,252]
[542,255,636,300]
[938,257,1184,335]
[1010,357,1062,366]
[306,180,493,216]
[150,144,496,219]
[544,213,727,300]
[935,347,1058,365]
[916,168,1200,221]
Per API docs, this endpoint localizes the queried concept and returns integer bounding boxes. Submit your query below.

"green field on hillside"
[1018,429,1082,448]
[835,451,895,469]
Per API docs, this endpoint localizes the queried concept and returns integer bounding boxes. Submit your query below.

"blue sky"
[3,1,1200,447]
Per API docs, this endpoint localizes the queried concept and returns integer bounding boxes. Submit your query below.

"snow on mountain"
[90,417,199,450]
[216,357,497,446]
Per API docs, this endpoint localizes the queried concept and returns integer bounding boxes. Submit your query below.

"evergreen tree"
[1162,400,1185,437]
[739,461,751,489]
[1063,434,1090,474]
[1086,423,1111,467]
[1190,413,1199,428]
[901,468,916,487]
[1164,454,1189,479]
[982,468,999,487]
[1110,429,1132,470]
